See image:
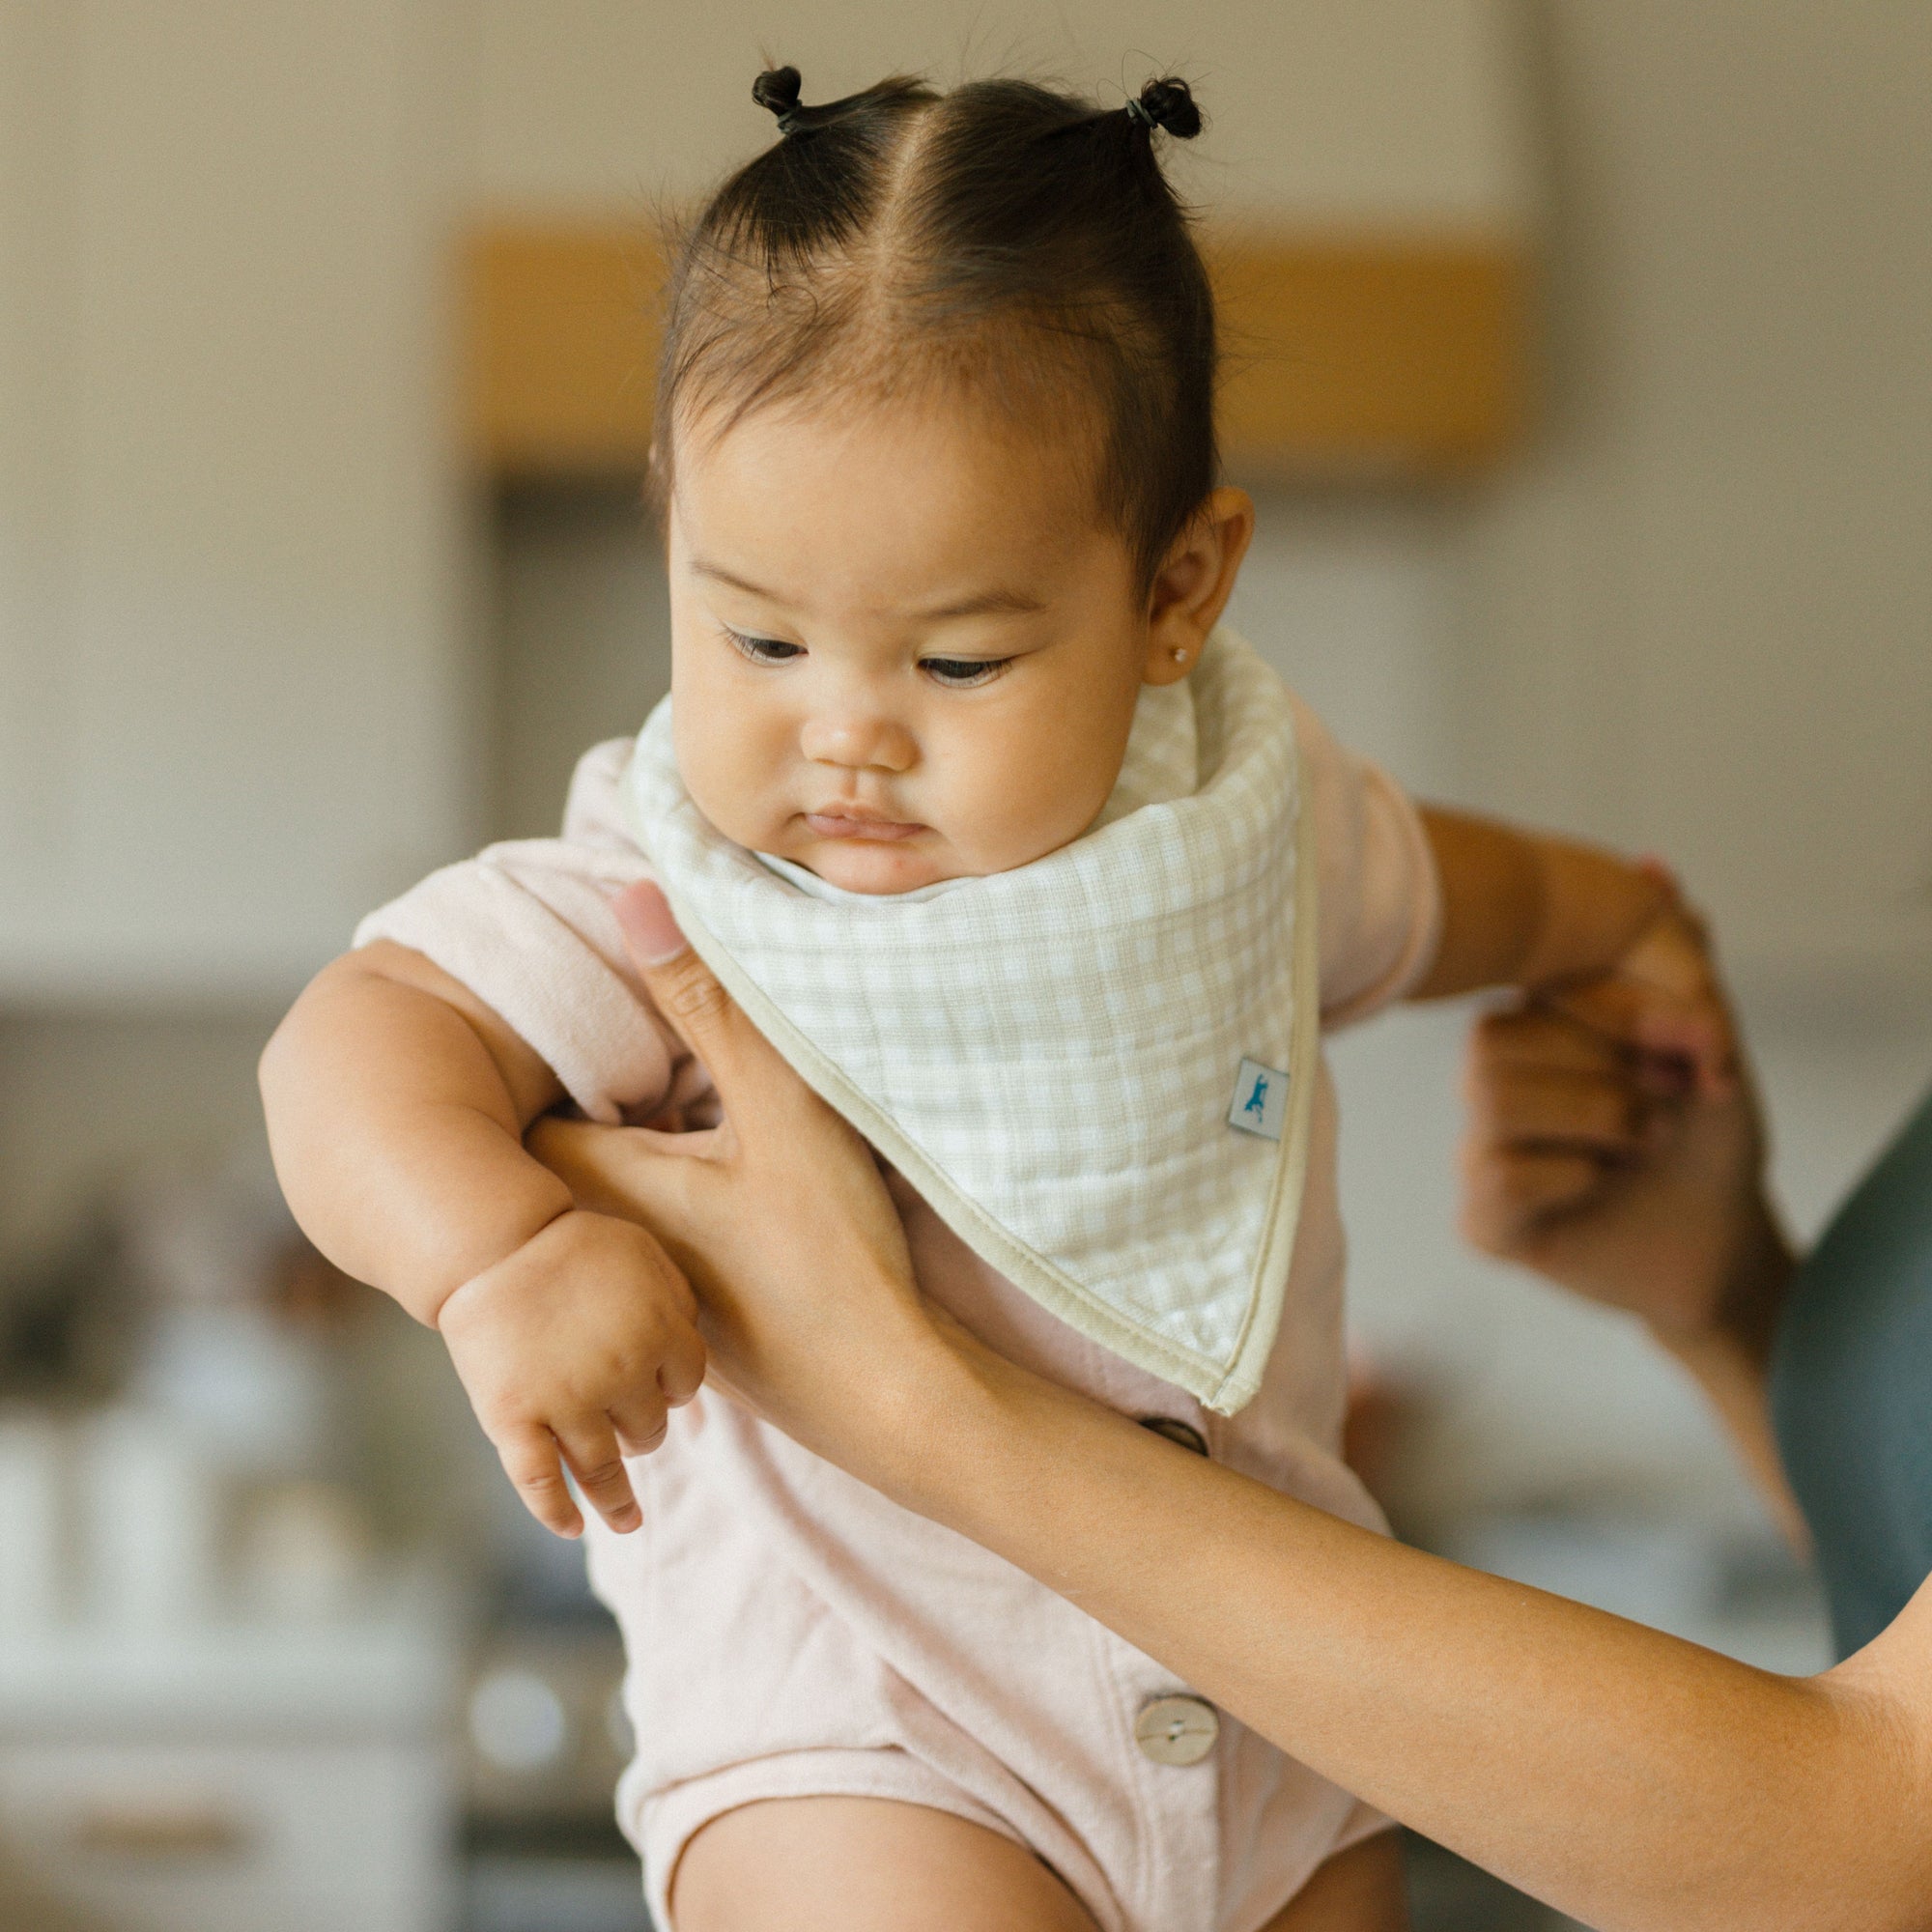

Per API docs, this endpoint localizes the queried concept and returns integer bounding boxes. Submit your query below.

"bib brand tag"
[1228,1058,1288,1141]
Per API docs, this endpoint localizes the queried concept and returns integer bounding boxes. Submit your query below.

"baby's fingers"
[1544,978,1736,1098]
[497,1424,583,1540]
[657,1316,706,1408]
[552,1415,641,1535]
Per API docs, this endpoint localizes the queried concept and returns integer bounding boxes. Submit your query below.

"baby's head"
[657,69,1253,894]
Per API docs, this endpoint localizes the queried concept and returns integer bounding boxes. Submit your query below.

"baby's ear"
[1142,487,1255,682]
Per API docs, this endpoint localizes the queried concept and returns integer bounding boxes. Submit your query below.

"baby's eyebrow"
[690,557,1045,623]
[690,558,785,602]
[912,587,1047,620]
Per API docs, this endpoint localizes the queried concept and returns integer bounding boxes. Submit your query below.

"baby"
[262,70,1683,1932]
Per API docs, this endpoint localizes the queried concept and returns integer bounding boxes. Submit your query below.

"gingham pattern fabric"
[623,628,1319,1411]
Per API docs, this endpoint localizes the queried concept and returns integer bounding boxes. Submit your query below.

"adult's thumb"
[612,878,691,968]
[611,881,761,1083]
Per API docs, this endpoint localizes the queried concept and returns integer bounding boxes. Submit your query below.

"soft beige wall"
[1457,0,1932,995]
[464,0,1536,230]
[0,0,476,997]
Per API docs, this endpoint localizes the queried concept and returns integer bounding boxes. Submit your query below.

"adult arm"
[535,885,1932,1932]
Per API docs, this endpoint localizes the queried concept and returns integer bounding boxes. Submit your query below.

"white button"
[1135,1693,1218,1766]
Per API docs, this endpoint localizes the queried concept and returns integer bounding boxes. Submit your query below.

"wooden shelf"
[463,223,1531,484]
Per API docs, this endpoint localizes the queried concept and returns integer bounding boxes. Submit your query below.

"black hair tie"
[753,64,807,135]
[1127,77,1203,140]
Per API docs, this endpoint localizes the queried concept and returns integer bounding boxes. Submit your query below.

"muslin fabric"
[623,627,1317,1412]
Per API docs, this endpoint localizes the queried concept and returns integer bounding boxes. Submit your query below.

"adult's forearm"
[876,1340,1931,1932]
[1651,1198,1806,1549]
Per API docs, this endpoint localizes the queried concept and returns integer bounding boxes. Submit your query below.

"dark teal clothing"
[1772,1084,1932,1659]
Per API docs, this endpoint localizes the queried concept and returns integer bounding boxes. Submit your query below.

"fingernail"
[613,882,688,964]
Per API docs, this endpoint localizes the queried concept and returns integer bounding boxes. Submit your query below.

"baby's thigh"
[669,1795,1097,1932]
[1253,1831,1410,1932]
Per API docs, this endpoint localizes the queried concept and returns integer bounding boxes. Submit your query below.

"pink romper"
[358,696,1442,1932]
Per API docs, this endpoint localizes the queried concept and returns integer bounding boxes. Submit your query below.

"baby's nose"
[799,712,917,773]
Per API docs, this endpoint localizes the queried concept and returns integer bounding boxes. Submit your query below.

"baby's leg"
[1255,1831,1411,1932]
[670,1795,1096,1932]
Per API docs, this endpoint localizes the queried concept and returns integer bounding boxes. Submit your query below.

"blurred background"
[1,3,1928,1928]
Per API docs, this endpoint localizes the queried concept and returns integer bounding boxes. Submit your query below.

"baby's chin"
[790,834,970,896]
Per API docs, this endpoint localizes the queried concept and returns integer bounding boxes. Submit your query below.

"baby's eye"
[921,656,1010,689]
[725,627,804,667]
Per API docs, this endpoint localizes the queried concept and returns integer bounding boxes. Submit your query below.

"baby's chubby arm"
[1412,809,1730,1133]
[1414,810,1676,1001]
[260,938,703,1538]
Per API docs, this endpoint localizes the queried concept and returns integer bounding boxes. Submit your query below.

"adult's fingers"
[1465,1061,1650,1156]
[495,1423,584,1539]
[549,1413,642,1534]
[1469,1005,1628,1079]
[1460,1146,1607,1256]
[610,882,802,1116]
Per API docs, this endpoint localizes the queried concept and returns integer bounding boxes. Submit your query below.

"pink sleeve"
[1292,697,1444,1028]
[353,739,688,1124]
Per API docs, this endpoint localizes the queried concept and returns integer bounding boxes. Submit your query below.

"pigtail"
[1124,77,1203,139]
[658,67,1219,588]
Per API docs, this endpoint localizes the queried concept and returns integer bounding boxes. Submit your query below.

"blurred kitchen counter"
[0,1571,465,1932]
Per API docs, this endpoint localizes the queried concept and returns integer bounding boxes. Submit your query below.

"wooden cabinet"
[462,226,1531,485]
[0,1,472,998]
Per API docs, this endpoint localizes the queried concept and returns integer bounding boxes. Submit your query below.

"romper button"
[1135,1694,1219,1766]
[1138,1416,1208,1457]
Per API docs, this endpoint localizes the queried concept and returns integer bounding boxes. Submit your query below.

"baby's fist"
[438,1209,704,1539]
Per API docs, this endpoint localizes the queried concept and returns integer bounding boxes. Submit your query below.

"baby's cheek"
[955,734,1119,870]
[680,725,783,849]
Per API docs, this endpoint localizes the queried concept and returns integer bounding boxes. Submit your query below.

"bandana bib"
[622,627,1318,1412]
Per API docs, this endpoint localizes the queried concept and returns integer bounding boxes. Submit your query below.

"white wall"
[464,0,1533,231]
[0,0,477,999]
[1461,0,1932,997]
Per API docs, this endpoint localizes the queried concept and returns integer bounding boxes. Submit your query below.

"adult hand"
[1459,902,1791,1350]
[526,884,947,1466]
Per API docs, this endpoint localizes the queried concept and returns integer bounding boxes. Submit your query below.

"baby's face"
[666,395,1171,894]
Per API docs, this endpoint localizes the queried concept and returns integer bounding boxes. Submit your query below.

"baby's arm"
[1413,810,1676,997]
[260,938,703,1538]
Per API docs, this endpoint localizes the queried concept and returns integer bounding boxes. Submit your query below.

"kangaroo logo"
[1228,1057,1287,1141]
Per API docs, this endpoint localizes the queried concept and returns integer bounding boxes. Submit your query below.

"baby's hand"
[436,1209,705,1538]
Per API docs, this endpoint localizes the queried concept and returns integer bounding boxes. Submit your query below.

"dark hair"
[654,70,1214,590]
